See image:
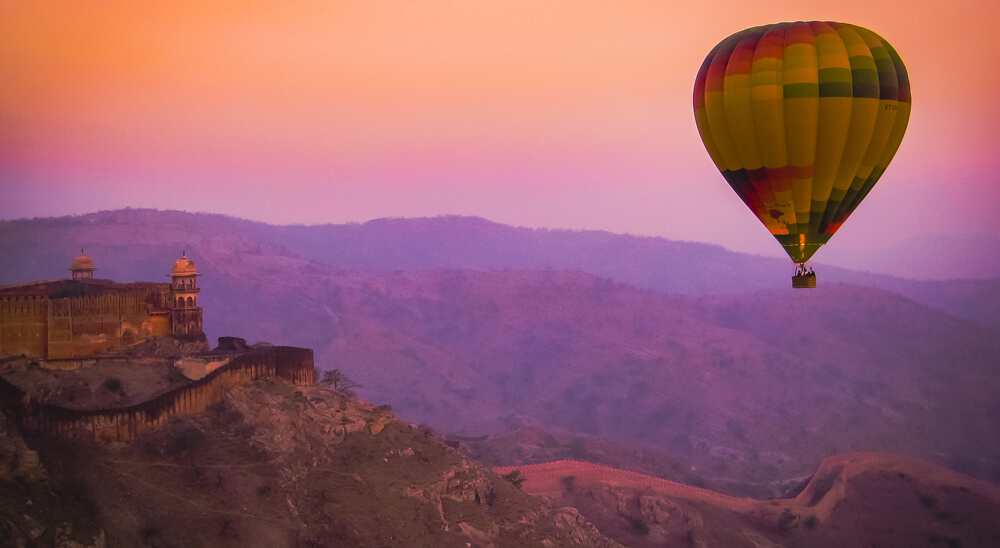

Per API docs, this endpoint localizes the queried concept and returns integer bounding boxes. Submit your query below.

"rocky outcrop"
[0,418,106,548]
[497,453,1000,548]
[20,380,620,548]
[495,460,760,513]
[782,451,1000,523]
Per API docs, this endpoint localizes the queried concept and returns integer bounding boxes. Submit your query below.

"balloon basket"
[792,274,817,289]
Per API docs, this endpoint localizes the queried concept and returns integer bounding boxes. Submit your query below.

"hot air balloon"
[693,22,910,287]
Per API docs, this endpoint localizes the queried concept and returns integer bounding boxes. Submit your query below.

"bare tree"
[318,369,361,395]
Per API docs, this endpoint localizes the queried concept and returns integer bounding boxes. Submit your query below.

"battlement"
[0,296,50,316]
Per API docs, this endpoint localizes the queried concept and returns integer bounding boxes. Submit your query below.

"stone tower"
[69,251,95,279]
[170,253,203,335]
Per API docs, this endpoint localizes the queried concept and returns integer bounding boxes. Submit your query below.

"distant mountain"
[301,269,1000,489]
[819,232,1000,280]
[3,209,999,492]
[1,209,998,330]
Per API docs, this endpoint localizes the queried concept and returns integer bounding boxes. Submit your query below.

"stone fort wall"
[0,284,173,359]
[0,346,314,443]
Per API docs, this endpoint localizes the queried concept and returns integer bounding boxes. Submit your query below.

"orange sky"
[2,1,999,264]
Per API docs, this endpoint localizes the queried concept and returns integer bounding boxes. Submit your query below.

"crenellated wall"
[0,346,315,443]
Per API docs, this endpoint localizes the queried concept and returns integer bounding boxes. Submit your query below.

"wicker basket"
[792,274,817,289]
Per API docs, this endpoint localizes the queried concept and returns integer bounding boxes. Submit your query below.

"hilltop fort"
[0,253,314,443]
[0,252,205,360]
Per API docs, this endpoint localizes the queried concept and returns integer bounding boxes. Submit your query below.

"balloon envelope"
[693,22,910,263]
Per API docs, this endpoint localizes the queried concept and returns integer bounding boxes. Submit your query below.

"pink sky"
[2,1,999,263]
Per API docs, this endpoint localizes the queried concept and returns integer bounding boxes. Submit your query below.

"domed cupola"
[69,250,95,279]
[170,252,200,294]
[171,255,198,277]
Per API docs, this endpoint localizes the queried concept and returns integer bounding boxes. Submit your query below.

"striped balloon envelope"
[693,21,910,266]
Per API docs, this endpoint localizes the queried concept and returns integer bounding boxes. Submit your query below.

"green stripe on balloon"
[783,83,819,99]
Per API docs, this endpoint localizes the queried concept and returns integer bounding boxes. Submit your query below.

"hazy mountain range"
[2,209,998,330]
[2,209,999,494]
[817,232,1000,281]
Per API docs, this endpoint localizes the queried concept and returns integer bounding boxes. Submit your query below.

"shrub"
[778,508,797,534]
[919,494,938,509]
[417,423,438,438]
[628,516,650,534]
[103,377,124,394]
[164,421,206,457]
[139,522,159,545]
[502,470,526,490]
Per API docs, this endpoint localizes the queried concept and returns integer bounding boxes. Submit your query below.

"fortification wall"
[1,285,174,359]
[0,296,50,358]
[0,346,314,443]
[58,285,173,358]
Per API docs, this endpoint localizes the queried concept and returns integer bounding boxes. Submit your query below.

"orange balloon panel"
[693,22,910,263]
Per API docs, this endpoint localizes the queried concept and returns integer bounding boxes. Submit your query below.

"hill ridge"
[495,451,1000,524]
[2,209,996,330]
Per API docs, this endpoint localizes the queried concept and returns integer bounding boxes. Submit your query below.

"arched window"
[186,296,193,307]
[177,297,184,308]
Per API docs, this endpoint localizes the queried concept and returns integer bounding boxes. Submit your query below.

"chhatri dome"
[69,250,95,279]
[171,253,198,277]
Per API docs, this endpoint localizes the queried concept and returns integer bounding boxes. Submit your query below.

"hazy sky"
[2,1,998,261]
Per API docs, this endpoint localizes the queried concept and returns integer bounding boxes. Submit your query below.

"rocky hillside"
[189,256,1000,492]
[9,380,620,548]
[6,371,999,548]
[0,417,105,547]
[459,427,704,489]
[314,270,1000,492]
[500,453,1000,548]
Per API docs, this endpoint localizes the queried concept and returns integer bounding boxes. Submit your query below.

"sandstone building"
[0,252,204,359]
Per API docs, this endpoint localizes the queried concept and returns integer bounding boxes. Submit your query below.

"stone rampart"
[0,346,314,443]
